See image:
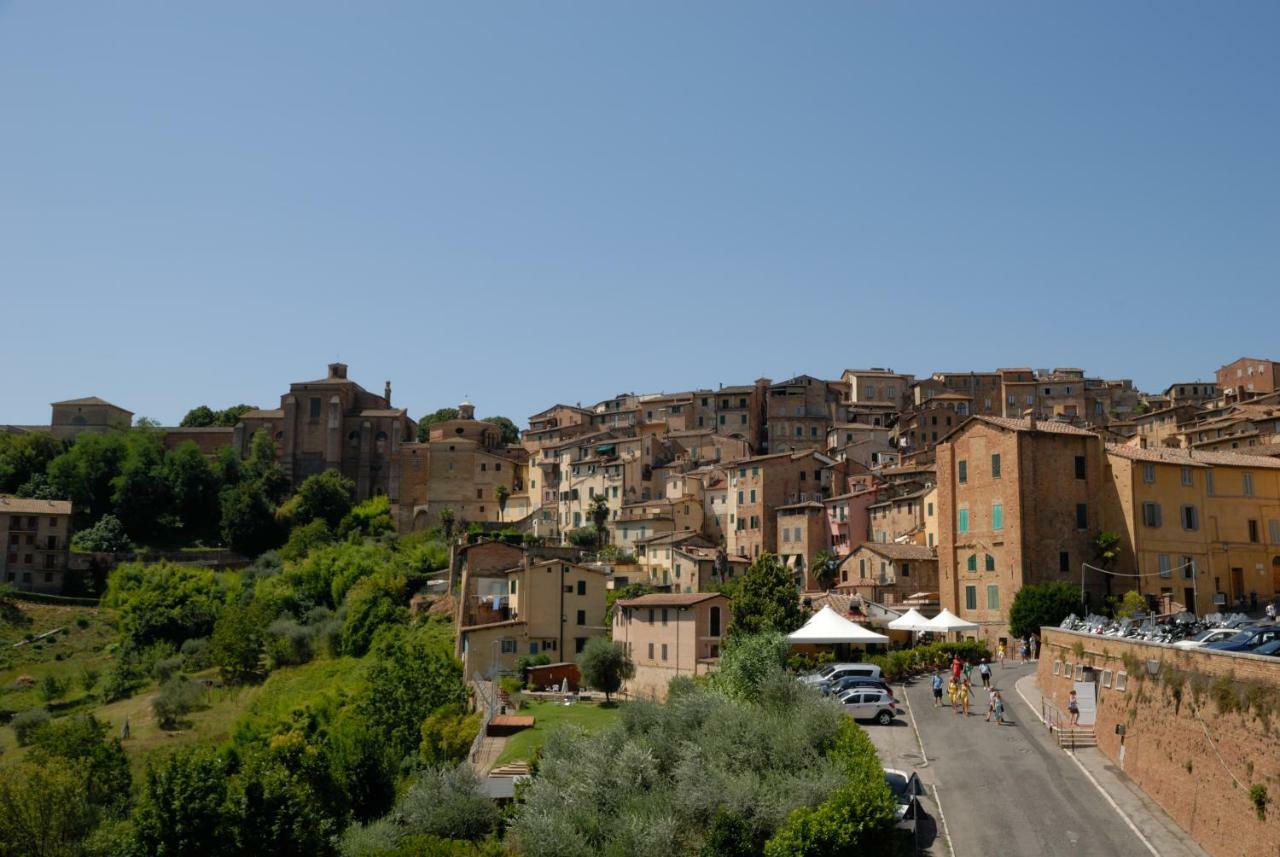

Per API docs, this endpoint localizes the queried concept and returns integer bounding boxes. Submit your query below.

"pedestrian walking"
[1068,689,1080,726]
[962,659,974,684]
[1019,639,1030,663]
[978,658,991,689]
[931,670,944,708]
[1030,632,1040,660]
[951,655,963,680]
[997,640,1007,668]
[948,677,959,711]
[959,678,971,717]
[992,690,1006,724]
[1267,601,1277,621]
[985,688,996,721]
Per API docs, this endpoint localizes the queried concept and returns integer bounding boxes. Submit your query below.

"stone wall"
[1037,627,1280,857]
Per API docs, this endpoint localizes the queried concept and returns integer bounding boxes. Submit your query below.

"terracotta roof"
[776,500,825,511]
[855,542,936,561]
[1105,444,1280,470]
[50,396,131,411]
[358,408,408,418]
[240,409,284,419]
[0,497,72,515]
[616,592,726,607]
[972,416,1096,436]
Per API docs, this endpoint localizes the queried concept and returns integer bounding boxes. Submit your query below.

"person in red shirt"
[951,655,963,680]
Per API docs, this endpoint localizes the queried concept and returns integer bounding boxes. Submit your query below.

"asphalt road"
[885,662,1152,857]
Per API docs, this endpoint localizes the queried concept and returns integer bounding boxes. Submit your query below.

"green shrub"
[153,675,205,730]
[38,673,67,702]
[1250,784,1268,820]
[11,708,50,746]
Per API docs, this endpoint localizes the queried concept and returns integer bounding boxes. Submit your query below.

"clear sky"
[2,2,1277,426]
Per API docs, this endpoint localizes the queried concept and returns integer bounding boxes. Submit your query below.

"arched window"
[985,554,995,571]
[375,431,388,454]
[347,431,360,449]
[967,555,977,572]
[709,606,722,638]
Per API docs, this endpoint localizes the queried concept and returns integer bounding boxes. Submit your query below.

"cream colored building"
[612,592,731,700]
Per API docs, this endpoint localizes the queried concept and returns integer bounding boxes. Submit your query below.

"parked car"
[1249,639,1280,658]
[1172,628,1238,650]
[801,663,883,687]
[884,768,923,835]
[824,676,895,700]
[1204,626,1280,653]
[840,688,898,724]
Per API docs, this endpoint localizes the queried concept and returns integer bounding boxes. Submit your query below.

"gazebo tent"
[887,608,931,633]
[788,606,890,645]
[920,608,979,635]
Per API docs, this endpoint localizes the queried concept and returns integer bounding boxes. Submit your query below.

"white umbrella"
[887,608,931,632]
[788,606,890,645]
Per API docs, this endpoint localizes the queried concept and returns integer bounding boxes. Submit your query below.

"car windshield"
[816,665,837,678]
[1225,630,1257,643]
[1190,629,1223,642]
[1253,640,1280,655]
[884,773,910,800]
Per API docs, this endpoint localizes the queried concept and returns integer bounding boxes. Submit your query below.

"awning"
[887,608,931,632]
[921,608,979,633]
[788,606,890,645]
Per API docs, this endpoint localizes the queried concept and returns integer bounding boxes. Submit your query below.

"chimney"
[1023,408,1037,432]
[328,362,348,380]
[384,381,392,405]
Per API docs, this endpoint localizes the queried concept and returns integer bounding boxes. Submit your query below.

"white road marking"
[900,679,955,856]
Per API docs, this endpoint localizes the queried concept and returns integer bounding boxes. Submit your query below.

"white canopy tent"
[788,606,890,646]
[887,608,931,633]
[920,608,979,636]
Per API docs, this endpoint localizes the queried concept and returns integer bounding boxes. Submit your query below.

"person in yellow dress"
[958,678,972,717]
[947,676,959,710]
[997,640,1007,668]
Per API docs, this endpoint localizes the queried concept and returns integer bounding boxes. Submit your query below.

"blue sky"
[2,2,1277,426]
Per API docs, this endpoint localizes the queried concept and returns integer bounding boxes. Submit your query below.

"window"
[1075,504,1088,529]
[967,554,977,572]
[1206,471,1215,495]
[501,639,517,654]
[992,503,1003,531]
[1180,505,1199,531]
[965,586,977,610]
[648,642,655,659]
[958,460,967,483]
[1181,556,1196,580]
[987,585,999,609]
[1248,520,1259,543]
[309,397,321,419]
[1060,551,1070,573]
[647,608,655,624]
[1075,456,1086,480]
[576,609,586,625]
[1243,472,1254,496]
[710,605,722,637]
[661,609,669,626]
[901,562,910,578]
[958,507,970,533]
[991,454,1001,478]
[1142,463,1155,483]
[749,489,756,503]
[985,554,995,572]
[542,640,557,652]
[927,502,934,516]
[577,580,586,596]
[661,643,668,661]
[859,558,866,578]
[1142,502,1162,528]
[1181,466,1193,487]
[1158,555,1171,578]
[1269,520,1280,544]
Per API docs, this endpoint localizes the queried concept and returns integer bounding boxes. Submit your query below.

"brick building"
[1216,356,1280,403]
[49,397,133,441]
[612,592,730,700]
[724,449,837,560]
[235,363,416,501]
[837,542,938,605]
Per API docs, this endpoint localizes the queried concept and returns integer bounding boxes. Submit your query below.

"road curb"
[1013,676,1160,857]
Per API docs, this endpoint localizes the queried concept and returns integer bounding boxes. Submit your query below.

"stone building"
[49,397,133,441]
[1216,356,1280,403]
[1,497,73,593]
[837,542,938,605]
[235,363,416,501]
[775,501,830,588]
[725,449,838,560]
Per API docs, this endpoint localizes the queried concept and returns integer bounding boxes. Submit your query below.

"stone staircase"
[1054,726,1097,750]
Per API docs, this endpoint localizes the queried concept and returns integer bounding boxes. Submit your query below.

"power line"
[1079,560,1196,579]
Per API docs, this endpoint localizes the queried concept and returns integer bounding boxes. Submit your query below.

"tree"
[729,553,804,637]
[131,748,233,857]
[180,404,255,428]
[161,441,222,539]
[713,632,790,700]
[1115,589,1148,619]
[417,408,461,443]
[0,757,97,857]
[811,550,838,590]
[29,715,131,811]
[1094,530,1122,598]
[106,561,224,648]
[339,494,395,540]
[279,469,355,530]
[47,432,128,527]
[588,494,610,549]
[494,484,509,522]
[439,507,456,540]
[576,637,634,703]
[70,513,132,553]
[360,628,468,761]
[480,416,520,446]
[0,432,64,494]
[1008,581,1083,638]
[342,572,408,656]
[209,602,265,684]
[221,479,283,557]
[112,427,175,542]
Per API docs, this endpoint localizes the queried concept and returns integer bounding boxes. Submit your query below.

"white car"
[802,663,883,691]
[1172,628,1237,650]
[840,688,898,725]
[884,768,923,835]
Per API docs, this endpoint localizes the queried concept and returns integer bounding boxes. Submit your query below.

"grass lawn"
[495,699,622,765]
[0,602,118,715]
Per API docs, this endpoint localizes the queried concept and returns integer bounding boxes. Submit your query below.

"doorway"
[1184,587,1196,614]
[1230,567,1244,601]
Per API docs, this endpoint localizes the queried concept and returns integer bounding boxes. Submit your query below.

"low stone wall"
[1037,628,1280,857]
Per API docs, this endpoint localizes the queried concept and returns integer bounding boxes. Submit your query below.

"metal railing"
[468,678,499,764]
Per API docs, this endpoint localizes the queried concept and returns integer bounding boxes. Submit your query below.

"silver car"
[1172,628,1237,650]
[840,687,898,725]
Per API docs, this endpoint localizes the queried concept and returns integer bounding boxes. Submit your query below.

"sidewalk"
[1014,674,1210,857]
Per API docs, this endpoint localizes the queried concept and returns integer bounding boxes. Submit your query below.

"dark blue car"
[1204,626,1280,652]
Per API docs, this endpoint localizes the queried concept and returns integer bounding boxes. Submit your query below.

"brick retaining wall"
[1037,627,1280,857]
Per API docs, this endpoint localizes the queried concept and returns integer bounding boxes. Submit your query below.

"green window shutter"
[992,503,1003,531]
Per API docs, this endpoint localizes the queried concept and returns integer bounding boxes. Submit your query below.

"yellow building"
[1105,446,1280,613]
